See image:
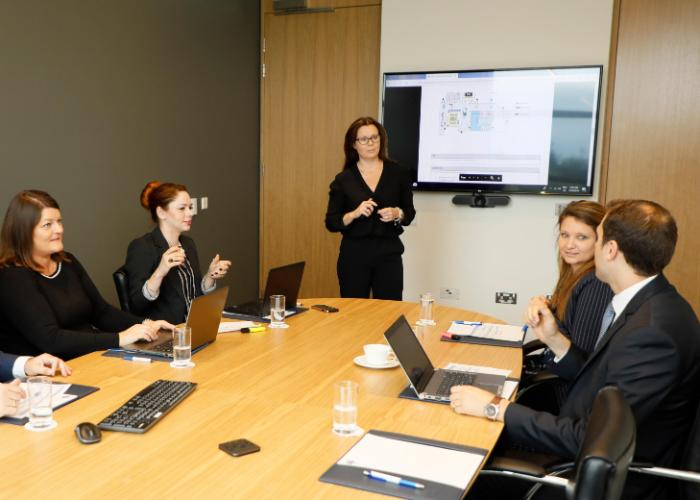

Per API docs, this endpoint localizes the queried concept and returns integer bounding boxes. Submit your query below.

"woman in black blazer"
[124,182,231,324]
[325,117,415,300]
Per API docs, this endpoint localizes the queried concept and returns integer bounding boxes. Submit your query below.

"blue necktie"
[594,302,616,349]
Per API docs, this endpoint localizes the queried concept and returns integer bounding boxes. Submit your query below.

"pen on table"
[454,321,482,326]
[241,326,266,333]
[124,355,152,363]
[363,470,425,489]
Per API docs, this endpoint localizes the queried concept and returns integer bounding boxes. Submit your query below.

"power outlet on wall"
[440,287,460,300]
[495,292,517,305]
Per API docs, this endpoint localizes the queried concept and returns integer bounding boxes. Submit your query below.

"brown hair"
[550,200,606,320]
[602,199,677,276]
[140,181,188,223]
[0,190,69,269]
[342,117,390,170]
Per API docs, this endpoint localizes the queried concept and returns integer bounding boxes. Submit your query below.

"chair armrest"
[516,371,560,403]
[485,457,547,477]
[523,339,546,355]
[629,464,700,484]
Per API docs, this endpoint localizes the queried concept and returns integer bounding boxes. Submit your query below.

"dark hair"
[550,201,606,319]
[140,181,189,223]
[602,199,677,276]
[0,190,69,269]
[342,117,390,170]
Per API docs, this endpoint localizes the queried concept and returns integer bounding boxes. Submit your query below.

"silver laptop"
[123,286,229,358]
[384,315,506,401]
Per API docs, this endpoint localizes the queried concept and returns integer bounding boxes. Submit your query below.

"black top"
[124,227,205,324]
[0,255,142,360]
[325,161,416,239]
[559,271,614,353]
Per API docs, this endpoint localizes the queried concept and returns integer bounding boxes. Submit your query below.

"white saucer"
[24,420,57,432]
[353,355,400,369]
[170,360,195,369]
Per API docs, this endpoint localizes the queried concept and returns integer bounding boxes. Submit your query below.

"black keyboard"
[436,371,476,398]
[98,380,197,433]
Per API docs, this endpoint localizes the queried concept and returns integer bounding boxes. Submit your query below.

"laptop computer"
[122,286,229,358]
[384,315,506,402]
[223,261,307,322]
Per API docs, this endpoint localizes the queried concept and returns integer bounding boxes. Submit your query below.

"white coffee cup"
[363,344,392,365]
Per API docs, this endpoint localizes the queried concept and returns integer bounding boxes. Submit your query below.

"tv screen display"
[382,66,602,195]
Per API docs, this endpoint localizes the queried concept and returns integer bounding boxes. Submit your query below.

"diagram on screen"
[439,91,495,135]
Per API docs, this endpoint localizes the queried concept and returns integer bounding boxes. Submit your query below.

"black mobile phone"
[219,439,261,457]
[311,304,339,313]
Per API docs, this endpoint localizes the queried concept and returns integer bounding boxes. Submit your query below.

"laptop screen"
[384,315,434,392]
[261,261,305,307]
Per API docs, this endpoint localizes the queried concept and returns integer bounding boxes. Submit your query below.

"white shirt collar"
[611,274,658,320]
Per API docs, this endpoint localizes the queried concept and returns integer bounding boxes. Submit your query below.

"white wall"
[381,0,614,323]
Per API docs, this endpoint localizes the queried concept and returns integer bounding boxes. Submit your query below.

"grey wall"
[0,0,260,307]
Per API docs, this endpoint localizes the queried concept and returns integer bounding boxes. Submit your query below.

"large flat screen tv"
[382,65,602,195]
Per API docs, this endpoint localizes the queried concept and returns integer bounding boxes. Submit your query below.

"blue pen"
[454,321,482,326]
[363,470,425,489]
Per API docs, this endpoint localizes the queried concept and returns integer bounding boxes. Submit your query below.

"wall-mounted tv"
[382,65,602,195]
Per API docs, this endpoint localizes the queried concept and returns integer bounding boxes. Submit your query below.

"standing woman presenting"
[124,182,231,324]
[325,117,415,300]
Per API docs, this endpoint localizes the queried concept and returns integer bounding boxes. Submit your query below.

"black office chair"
[112,266,132,313]
[516,339,560,413]
[481,386,636,500]
[629,396,700,499]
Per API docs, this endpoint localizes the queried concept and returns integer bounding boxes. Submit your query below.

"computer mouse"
[75,422,102,445]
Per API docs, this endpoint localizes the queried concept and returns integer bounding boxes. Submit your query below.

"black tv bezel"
[381,64,604,196]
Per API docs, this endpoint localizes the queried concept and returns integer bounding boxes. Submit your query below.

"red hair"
[140,181,188,222]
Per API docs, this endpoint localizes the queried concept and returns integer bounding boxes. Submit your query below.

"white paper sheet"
[337,433,484,489]
[15,383,76,419]
[447,322,524,343]
[218,321,258,333]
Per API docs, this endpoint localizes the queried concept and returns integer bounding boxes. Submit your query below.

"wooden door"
[602,0,700,312]
[260,2,381,298]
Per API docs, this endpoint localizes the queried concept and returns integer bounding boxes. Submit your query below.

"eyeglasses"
[355,134,380,145]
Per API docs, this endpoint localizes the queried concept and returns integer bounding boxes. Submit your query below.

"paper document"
[218,321,258,333]
[15,383,77,419]
[448,322,524,343]
[445,363,519,399]
[337,432,483,489]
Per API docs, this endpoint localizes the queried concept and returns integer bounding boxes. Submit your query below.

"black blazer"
[504,275,700,500]
[124,228,204,324]
[325,160,416,239]
[0,351,18,382]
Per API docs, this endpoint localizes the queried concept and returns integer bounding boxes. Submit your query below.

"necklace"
[40,261,62,279]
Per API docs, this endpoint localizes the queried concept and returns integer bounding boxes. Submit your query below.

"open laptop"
[223,261,307,322]
[384,315,506,402]
[122,286,229,358]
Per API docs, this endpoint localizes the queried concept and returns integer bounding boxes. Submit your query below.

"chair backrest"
[680,396,700,500]
[112,267,132,313]
[569,386,636,500]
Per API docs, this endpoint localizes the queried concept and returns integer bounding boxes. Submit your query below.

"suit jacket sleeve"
[0,351,18,382]
[504,326,680,458]
[124,236,160,312]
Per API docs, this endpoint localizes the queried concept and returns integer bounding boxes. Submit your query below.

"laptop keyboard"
[98,380,197,433]
[436,371,476,398]
[150,339,173,354]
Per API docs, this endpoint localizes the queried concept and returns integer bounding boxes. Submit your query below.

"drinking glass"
[333,381,359,436]
[417,292,436,326]
[25,376,56,431]
[170,326,194,368]
[269,294,288,328]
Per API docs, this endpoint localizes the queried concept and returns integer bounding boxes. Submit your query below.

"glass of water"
[333,380,359,436]
[417,292,436,326]
[269,294,288,329]
[25,376,56,431]
[170,326,194,368]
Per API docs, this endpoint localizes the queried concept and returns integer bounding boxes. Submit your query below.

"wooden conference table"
[2,298,521,499]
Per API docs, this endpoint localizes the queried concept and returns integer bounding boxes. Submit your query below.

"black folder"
[0,383,99,426]
[319,430,487,499]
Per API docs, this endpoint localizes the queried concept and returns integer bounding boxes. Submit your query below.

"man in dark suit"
[450,200,700,499]
[1,351,71,417]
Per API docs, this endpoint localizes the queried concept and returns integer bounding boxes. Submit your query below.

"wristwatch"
[484,395,503,421]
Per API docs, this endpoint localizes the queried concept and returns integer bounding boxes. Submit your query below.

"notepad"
[444,322,525,347]
[13,383,76,419]
[320,430,487,499]
[218,321,258,333]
